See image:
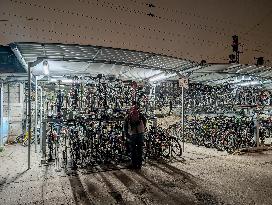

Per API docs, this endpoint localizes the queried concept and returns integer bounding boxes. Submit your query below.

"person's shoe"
[126,164,136,169]
[135,165,142,170]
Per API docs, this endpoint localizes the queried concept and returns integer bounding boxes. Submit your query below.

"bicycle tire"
[170,137,182,158]
[161,142,171,159]
[226,134,236,154]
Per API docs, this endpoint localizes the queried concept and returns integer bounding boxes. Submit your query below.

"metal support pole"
[256,112,260,148]
[7,84,10,139]
[0,83,3,148]
[19,83,24,134]
[34,77,38,153]
[41,119,46,159]
[19,83,23,103]
[181,86,185,152]
[28,63,32,170]
[8,84,10,132]
[39,86,43,152]
[25,83,28,133]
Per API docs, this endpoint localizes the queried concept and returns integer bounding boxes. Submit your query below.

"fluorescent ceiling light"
[62,79,73,83]
[50,78,57,82]
[50,78,73,83]
[237,80,261,86]
[233,76,251,83]
[149,73,176,82]
[43,60,50,75]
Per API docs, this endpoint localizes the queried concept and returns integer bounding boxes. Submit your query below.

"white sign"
[179,78,189,88]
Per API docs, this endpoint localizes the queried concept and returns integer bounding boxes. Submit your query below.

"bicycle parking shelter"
[1,42,272,169]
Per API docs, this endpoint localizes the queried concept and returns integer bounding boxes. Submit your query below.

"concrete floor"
[0,144,272,205]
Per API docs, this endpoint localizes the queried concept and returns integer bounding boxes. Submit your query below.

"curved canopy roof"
[0,1,272,89]
[6,42,271,90]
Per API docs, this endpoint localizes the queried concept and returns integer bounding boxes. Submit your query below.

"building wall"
[3,83,24,143]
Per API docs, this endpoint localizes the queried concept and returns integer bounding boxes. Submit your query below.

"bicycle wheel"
[170,137,182,158]
[226,134,236,154]
[143,134,150,160]
[161,141,171,159]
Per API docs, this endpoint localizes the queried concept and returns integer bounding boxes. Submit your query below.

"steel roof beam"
[35,56,184,73]
[9,43,28,72]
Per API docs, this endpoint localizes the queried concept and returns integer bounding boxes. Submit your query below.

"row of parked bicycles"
[45,75,151,121]
[45,76,272,122]
[45,118,182,168]
[39,76,272,168]
[155,82,272,114]
[168,115,272,153]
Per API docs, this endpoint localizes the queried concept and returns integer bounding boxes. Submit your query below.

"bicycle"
[144,126,182,161]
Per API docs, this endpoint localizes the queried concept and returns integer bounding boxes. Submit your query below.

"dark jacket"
[125,113,146,135]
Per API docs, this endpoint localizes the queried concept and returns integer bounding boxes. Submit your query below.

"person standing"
[125,101,146,169]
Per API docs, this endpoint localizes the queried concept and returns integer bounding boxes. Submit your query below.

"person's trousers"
[130,133,144,167]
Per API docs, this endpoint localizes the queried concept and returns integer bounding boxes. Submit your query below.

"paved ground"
[0,144,272,205]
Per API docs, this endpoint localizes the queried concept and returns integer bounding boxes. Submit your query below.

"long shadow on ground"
[99,171,126,205]
[68,171,94,205]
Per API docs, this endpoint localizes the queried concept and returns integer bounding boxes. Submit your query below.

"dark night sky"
[0,0,271,65]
